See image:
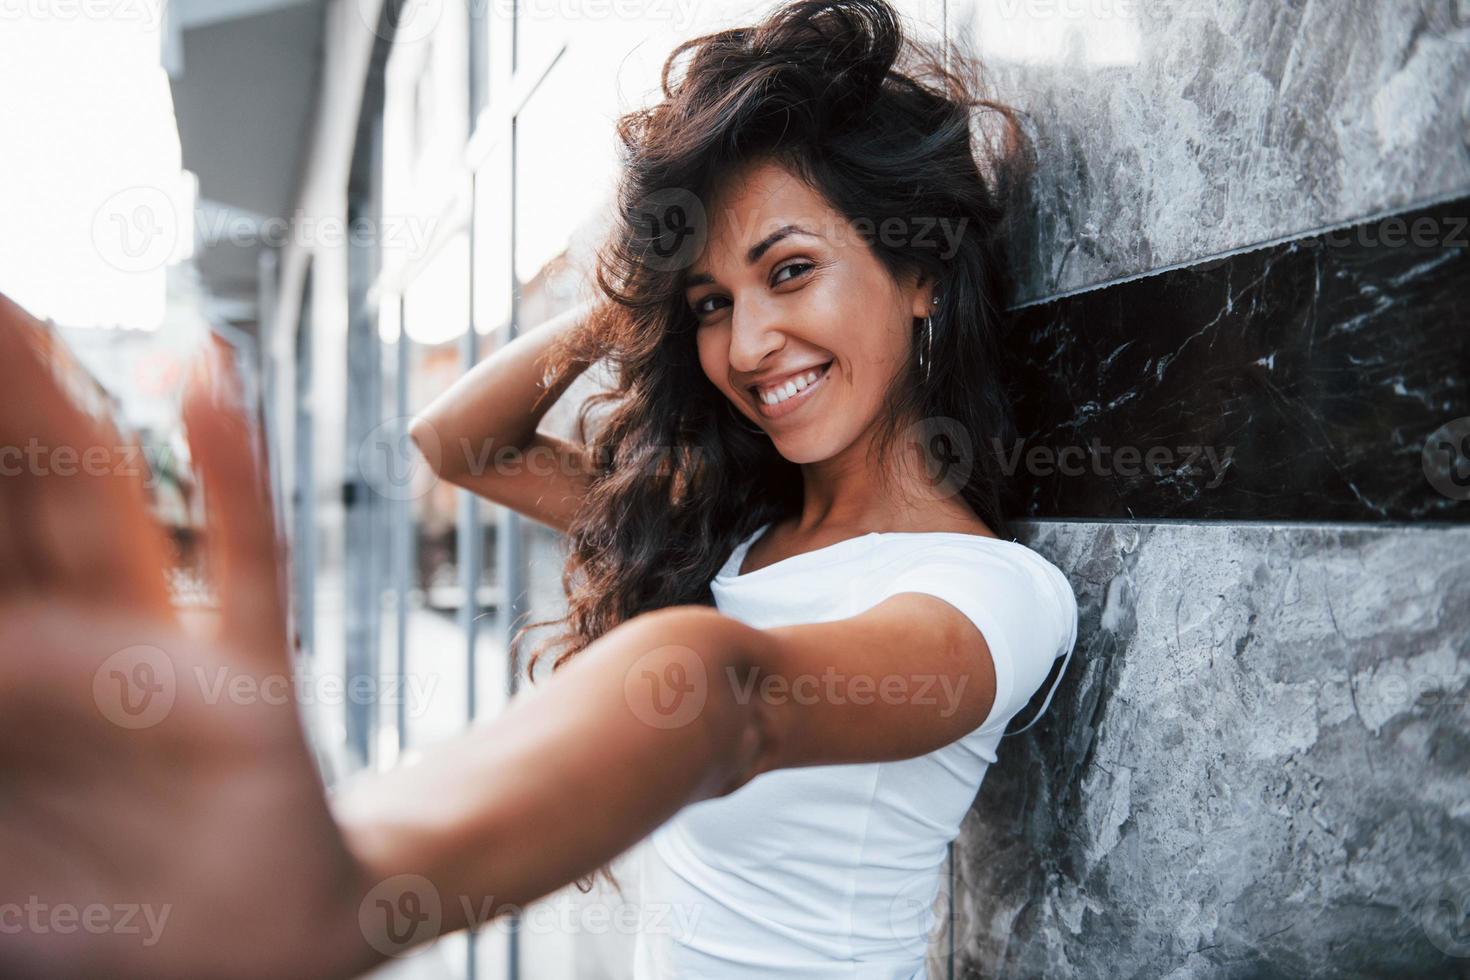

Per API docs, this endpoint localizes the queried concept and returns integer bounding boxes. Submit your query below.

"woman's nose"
[727,299,786,372]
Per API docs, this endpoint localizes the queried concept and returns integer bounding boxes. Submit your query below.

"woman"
[412,0,1077,975]
[0,0,1075,977]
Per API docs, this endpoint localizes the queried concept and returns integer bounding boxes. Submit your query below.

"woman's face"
[684,160,933,464]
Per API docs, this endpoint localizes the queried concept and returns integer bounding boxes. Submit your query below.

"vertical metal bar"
[941,0,949,74]
[460,173,483,980]
[293,264,316,664]
[344,190,382,775]
[504,111,523,980]
[948,839,955,979]
[395,299,410,757]
[468,0,488,126]
[257,247,286,539]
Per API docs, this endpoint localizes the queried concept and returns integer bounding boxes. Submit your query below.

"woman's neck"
[790,425,988,537]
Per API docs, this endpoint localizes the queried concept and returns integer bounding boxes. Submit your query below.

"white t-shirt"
[632,521,1079,979]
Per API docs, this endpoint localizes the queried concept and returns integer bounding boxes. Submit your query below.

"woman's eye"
[690,296,724,318]
[688,262,812,318]
[773,261,813,285]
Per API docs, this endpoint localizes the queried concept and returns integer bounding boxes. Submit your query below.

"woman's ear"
[908,271,939,320]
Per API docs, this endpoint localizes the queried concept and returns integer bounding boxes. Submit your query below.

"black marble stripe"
[1000,195,1470,523]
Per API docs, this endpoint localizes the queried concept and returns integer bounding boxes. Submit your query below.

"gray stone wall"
[953,521,1470,978]
[955,0,1470,303]
[942,1,1470,976]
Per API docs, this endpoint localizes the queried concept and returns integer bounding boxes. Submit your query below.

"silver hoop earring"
[918,296,937,383]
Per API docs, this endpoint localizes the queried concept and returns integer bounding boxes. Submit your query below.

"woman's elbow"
[408,414,458,478]
[627,605,775,795]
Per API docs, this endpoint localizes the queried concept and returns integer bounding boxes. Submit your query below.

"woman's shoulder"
[863,528,1077,622]
[867,523,1057,570]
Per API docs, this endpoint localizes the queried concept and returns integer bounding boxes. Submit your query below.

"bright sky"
[0,7,190,330]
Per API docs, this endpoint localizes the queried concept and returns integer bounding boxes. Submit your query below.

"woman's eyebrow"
[685,223,821,288]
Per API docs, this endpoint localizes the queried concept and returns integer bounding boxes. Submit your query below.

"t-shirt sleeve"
[873,544,1078,736]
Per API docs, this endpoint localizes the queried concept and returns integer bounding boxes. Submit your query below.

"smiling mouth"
[748,359,834,420]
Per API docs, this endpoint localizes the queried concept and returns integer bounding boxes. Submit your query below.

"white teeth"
[757,365,826,405]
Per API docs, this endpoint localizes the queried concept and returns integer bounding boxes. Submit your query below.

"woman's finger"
[179,335,291,671]
[0,291,175,617]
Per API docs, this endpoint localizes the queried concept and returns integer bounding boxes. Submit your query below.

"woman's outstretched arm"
[330,602,769,940]
[0,291,768,978]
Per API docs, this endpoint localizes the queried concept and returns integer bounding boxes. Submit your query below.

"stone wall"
[949,1,1470,975]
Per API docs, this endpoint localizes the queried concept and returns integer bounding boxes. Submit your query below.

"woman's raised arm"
[409,299,602,533]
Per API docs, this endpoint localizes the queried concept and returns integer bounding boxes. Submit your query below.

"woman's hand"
[0,291,773,978]
[0,295,381,980]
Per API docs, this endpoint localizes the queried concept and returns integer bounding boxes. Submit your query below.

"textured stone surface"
[1002,195,1470,523]
[949,520,1470,979]
[951,0,1470,304]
